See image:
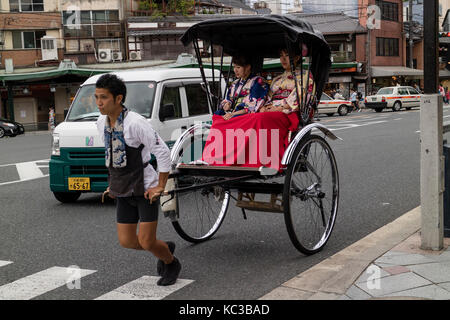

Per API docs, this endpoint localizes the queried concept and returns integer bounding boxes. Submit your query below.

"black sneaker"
[157,241,176,276]
[157,257,181,286]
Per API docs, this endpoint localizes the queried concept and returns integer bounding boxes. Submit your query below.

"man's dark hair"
[96,74,127,104]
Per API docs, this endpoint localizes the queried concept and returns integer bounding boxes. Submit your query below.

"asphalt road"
[0,107,442,300]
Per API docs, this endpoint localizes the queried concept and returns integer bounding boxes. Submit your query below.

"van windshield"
[67,82,157,121]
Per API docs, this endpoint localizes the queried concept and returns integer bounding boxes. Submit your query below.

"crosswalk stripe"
[95,276,194,300]
[16,161,44,181]
[0,266,96,300]
[0,261,13,268]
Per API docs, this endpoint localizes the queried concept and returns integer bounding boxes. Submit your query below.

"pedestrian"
[446,87,450,105]
[413,83,421,93]
[350,89,360,112]
[95,74,181,286]
[48,106,56,131]
[439,84,445,102]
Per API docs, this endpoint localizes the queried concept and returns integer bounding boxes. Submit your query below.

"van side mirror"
[159,103,175,121]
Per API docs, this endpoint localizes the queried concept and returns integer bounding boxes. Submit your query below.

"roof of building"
[216,0,255,11]
[292,12,366,34]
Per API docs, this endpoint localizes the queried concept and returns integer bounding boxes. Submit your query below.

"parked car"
[364,86,421,112]
[317,92,352,116]
[0,118,25,138]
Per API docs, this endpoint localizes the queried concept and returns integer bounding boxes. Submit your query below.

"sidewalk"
[260,207,450,300]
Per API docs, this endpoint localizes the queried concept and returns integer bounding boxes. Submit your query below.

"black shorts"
[116,196,159,224]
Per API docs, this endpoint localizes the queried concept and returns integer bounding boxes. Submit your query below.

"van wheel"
[338,105,348,116]
[393,102,401,112]
[53,192,81,203]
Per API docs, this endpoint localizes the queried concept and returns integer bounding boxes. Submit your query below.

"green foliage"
[138,0,194,16]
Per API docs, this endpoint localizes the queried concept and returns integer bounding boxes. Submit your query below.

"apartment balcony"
[331,51,354,63]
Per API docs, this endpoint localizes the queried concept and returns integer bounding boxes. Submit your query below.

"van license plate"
[68,177,90,191]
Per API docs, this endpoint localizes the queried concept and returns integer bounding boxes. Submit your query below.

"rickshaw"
[161,14,340,255]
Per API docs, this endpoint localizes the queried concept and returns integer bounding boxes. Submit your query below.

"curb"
[259,206,421,300]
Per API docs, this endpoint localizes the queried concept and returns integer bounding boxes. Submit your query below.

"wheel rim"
[285,136,339,253]
[174,177,229,241]
[0,128,4,138]
[339,106,348,116]
[171,127,230,242]
[394,103,401,111]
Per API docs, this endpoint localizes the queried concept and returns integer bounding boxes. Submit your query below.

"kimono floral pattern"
[267,70,315,113]
[220,75,269,113]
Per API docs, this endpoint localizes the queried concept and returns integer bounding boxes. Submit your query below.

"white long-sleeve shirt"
[96,111,172,190]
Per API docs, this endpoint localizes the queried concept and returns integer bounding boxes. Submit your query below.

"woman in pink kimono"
[261,46,314,114]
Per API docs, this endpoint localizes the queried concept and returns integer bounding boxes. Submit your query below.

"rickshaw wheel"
[171,177,230,243]
[282,134,339,255]
[170,126,230,243]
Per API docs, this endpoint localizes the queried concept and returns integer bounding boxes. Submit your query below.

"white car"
[364,86,421,112]
[317,92,352,116]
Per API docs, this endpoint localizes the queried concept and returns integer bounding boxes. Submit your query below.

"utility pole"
[409,0,414,68]
[421,0,443,251]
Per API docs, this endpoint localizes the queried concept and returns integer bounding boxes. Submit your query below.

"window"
[397,88,409,95]
[185,84,210,116]
[12,30,45,49]
[160,86,182,120]
[375,0,398,22]
[9,0,43,12]
[377,88,394,95]
[376,37,399,56]
[408,87,419,95]
[63,10,120,38]
[321,93,332,101]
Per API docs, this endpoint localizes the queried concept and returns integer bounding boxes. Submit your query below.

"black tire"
[393,101,401,112]
[0,128,5,138]
[282,134,339,255]
[338,105,348,116]
[53,191,81,203]
[170,125,230,243]
[375,108,383,113]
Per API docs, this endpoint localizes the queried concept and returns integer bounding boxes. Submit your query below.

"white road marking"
[16,161,44,181]
[0,261,13,268]
[0,266,96,300]
[0,159,49,186]
[329,120,389,132]
[95,276,194,300]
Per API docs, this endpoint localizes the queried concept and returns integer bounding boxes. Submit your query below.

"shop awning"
[440,68,450,78]
[0,61,111,85]
[371,66,424,78]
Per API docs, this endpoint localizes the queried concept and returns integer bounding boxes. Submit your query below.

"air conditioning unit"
[129,51,142,61]
[98,49,112,62]
[41,36,58,61]
[112,51,123,62]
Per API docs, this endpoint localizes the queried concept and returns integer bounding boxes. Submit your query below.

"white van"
[49,68,224,203]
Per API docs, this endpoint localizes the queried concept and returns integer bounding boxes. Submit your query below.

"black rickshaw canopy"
[180,14,332,110]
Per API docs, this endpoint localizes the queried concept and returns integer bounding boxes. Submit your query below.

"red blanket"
[201,112,299,170]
